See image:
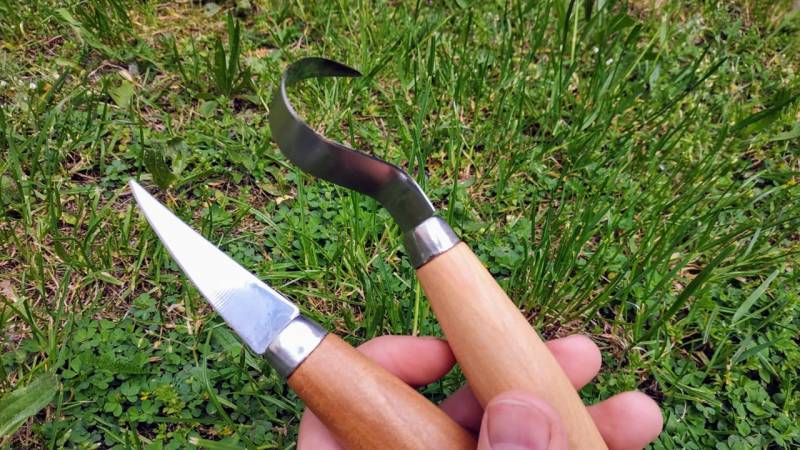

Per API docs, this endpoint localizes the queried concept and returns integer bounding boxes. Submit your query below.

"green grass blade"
[731,90,800,135]
[0,374,58,437]
[731,269,781,324]
[640,245,736,342]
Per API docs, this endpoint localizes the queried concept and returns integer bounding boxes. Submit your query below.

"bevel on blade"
[129,180,298,354]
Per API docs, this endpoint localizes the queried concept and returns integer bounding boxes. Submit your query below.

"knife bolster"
[403,216,460,268]
[265,315,327,377]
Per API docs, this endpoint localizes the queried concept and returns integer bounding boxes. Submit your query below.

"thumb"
[477,391,569,450]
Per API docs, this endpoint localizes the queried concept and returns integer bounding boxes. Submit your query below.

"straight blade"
[129,180,298,354]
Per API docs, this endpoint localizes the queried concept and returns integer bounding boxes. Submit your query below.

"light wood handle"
[416,242,607,449]
[288,333,476,450]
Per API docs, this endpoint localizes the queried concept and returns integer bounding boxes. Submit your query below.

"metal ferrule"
[403,216,460,268]
[264,315,327,378]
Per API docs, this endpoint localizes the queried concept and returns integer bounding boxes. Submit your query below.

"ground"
[0,0,799,449]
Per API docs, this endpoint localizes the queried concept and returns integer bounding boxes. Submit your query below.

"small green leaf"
[0,374,58,436]
[110,80,134,108]
[199,100,218,117]
[143,147,176,190]
[188,436,245,450]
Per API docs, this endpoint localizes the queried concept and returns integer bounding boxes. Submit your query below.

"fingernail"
[487,399,551,450]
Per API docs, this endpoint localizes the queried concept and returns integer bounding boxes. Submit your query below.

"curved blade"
[129,180,298,355]
[269,57,435,232]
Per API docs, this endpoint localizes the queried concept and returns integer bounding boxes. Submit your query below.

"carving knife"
[129,180,475,450]
[269,58,606,449]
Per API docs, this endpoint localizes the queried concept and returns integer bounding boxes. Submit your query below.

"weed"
[169,12,254,99]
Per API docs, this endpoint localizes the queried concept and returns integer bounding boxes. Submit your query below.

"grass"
[1,0,799,448]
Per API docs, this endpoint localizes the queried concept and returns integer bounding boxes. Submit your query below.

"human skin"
[296,334,663,450]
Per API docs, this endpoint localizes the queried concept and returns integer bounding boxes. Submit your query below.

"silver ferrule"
[403,216,460,268]
[264,315,327,378]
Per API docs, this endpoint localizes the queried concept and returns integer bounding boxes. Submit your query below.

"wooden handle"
[288,333,476,450]
[416,242,607,449]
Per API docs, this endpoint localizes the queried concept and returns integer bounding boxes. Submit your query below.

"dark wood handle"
[288,334,476,450]
[416,242,607,449]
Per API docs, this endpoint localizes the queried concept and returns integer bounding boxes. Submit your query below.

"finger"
[297,335,458,450]
[546,334,602,388]
[356,335,457,386]
[439,383,484,431]
[441,334,602,431]
[297,410,343,450]
[587,391,663,450]
[476,391,568,450]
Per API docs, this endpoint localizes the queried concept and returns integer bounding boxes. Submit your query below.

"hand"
[297,335,663,450]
